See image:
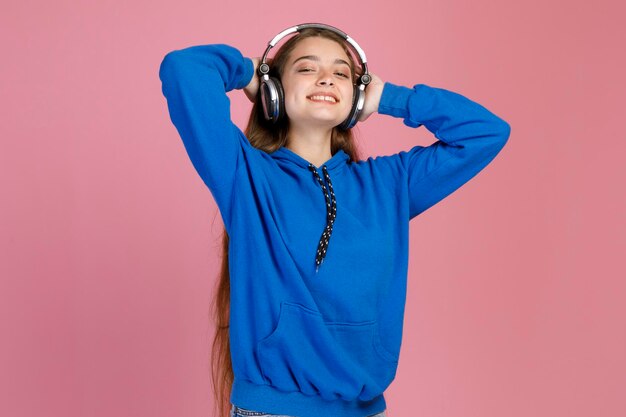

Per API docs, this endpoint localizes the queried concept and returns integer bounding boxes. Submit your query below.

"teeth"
[308,95,336,103]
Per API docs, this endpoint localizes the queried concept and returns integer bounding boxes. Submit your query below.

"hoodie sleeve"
[158,44,255,226]
[378,82,511,220]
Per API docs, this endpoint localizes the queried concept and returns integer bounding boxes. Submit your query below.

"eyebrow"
[291,55,351,68]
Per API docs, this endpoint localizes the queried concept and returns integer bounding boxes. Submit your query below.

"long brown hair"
[210,27,364,417]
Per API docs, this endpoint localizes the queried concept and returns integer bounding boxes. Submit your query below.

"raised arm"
[158,44,255,219]
[378,82,511,220]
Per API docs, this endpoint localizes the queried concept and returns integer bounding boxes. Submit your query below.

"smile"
[307,95,338,103]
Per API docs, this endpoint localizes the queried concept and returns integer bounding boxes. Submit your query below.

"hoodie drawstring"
[308,164,337,273]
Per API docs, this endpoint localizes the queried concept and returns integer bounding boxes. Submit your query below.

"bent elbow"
[159,50,185,84]
[489,119,511,153]
[500,120,511,140]
[498,120,511,148]
[479,119,510,161]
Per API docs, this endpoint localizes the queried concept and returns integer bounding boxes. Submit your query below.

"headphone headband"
[259,23,370,86]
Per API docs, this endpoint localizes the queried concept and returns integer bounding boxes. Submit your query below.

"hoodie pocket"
[256,301,398,402]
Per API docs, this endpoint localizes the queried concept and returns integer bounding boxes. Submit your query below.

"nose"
[316,68,334,86]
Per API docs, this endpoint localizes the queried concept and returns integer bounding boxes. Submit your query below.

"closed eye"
[298,68,350,79]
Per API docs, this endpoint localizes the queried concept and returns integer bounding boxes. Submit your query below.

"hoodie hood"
[270,146,350,272]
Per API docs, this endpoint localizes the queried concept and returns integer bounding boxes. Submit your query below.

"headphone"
[257,23,371,131]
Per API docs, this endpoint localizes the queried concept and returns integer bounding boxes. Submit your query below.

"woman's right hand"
[243,57,262,103]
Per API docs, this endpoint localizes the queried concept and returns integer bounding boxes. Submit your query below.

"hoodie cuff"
[378,82,424,128]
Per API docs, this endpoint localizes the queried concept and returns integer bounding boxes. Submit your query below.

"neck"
[285,124,334,168]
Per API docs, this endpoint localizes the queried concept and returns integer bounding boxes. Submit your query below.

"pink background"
[1,1,624,416]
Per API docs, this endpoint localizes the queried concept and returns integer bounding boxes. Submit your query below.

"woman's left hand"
[357,72,385,122]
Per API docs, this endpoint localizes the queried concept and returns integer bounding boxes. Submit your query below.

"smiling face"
[280,36,355,128]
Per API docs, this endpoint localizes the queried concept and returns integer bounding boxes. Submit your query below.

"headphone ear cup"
[273,77,285,123]
[339,84,363,130]
[260,77,284,123]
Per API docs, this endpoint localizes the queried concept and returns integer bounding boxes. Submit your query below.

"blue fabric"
[231,403,386,417]
[159,43,510,417]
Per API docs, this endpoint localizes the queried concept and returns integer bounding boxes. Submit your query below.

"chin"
[286,108,350,128]
[289,115,345,127]
[311,117,346,127]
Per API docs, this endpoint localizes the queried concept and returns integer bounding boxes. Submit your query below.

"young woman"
[159,23,510,417]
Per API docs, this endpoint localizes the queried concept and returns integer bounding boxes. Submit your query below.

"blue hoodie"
[159,44,510,417]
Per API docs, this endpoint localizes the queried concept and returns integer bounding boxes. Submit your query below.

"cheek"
[280,81,297,104]
[283,86,309,112]
[282,91,298,112]
[345,85,355,103]
[339,87,355,113]
[282,92,303,120]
